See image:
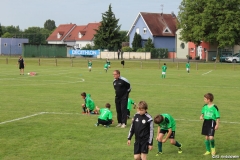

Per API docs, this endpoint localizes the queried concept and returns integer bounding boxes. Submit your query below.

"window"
[180,43,185,49]
[143,28,147,34]
[18,43,21,47]
[57,33,62,39]
[136,28,139,34]
[78,32,83,38]
[4,43,7,47]
[163,27,171,33]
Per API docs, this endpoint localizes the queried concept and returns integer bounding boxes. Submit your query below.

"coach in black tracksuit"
[113,70,131,128]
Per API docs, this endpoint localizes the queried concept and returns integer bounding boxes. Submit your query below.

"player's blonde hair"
[137,101,148,110]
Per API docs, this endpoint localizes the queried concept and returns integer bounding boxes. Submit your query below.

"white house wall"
[76,41,94,49]
[175,29,188,59]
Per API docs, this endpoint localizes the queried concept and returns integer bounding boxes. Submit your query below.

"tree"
[2,32,12,38]
[132,32,142,51]
[24,27,50,44]
[94,4,122,51]
[44,19,56,31]
[119,30,129,42]
[178,0,240,61]
[0,23,3,37]
[144,38,154,52]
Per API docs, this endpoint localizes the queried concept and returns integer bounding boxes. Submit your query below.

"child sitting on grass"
[95,103,113,128]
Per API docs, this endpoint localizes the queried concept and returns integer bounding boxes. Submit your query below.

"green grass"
[0,58,240,160]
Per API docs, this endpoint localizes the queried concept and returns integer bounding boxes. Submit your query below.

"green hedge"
[151,48,168,58]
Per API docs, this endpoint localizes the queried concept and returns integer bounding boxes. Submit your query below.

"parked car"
[211,53,234,62]
[225,53,240,63]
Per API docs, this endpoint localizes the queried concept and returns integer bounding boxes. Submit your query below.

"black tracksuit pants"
[115,93,128,125]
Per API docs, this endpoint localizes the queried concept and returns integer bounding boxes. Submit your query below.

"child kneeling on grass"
[95,103,113,128]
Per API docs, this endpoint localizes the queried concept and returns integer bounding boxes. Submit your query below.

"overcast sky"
[1,0,182,31]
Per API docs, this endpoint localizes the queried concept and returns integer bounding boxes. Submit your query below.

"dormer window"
[57,32,63,39]
[163,27,171,33]
[78,32,83,38]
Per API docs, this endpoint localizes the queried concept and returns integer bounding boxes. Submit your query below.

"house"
[127,12,178,52]
[47,23,101,49]
[0,38,29,55]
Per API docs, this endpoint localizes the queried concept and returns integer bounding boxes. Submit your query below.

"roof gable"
[47,24,76,41]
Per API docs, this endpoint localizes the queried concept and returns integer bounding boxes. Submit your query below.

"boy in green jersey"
[81,92,96,114]
[95,103,113,127]
[88,60,92,72]
[127,97,136,119]
[104,63,108,73]
[106,59,111,68]
[200,93,220,156]
[154,114,182,155]
[161,63,167,78]
[186,62,190,73]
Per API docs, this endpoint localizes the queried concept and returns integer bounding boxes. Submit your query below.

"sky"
[0,0,182,31]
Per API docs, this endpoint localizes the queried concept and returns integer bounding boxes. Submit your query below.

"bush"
[136,48,145,52]
[151,48,168,58]
[186,55,192,59]
[122,46,133,52]
[195,56,200,60]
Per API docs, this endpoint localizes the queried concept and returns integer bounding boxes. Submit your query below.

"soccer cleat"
[203,151,211,155]
[95,123,99,127]
[82,112,86,114]
[156,152,162,156]
[105,125,110,128]
[211,148,216,156]
[121,124,126,128]
[178,144,182,153]
[116,123,122,127]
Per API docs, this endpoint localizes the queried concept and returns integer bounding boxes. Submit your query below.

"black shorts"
[160,129,175,139]
[134,141,149,154]
[201,119,216,136]
[98,118,112,126]
[19,65,24,69]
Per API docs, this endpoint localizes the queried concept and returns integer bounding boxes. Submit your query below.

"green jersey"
[201,104,220,120]
[107,61,110,65]
[104,63,108,69]
[98,108,112,121]
[162,65,167,72]
[85,94,95,110]
[88,61,92,67]
[127,98,135,111]
[158,114,176,131]
[186,63,190,68]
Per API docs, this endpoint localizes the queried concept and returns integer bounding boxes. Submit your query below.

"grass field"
[0,57,240,160]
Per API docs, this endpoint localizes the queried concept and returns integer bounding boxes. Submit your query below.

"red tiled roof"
[74,23,101,41]
[47,24,76,41]
[140,12,177,36]
[64,25,86,41]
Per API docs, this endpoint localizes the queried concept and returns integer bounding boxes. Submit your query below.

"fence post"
[141,61,142,69]
[55,58,57,66]
[6,58,8,64]
[38,58,40,66]
[214,62,216,70]
[158,59,160,69]
[196,62,198,70]
[71,59,73,67]
[177,62,179,70]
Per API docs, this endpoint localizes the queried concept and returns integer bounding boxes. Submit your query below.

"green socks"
[158,141,162,152]
[205,140,211,151]
[210,139,215,148]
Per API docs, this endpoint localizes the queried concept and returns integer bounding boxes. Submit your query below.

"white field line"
[1,112,240,125]
[202,70,212,75]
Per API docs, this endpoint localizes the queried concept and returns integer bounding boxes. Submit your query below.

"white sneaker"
[116,123,122,127]
[121,124,126,128]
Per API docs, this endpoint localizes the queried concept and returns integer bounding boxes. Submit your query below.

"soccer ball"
[28,73,30,75]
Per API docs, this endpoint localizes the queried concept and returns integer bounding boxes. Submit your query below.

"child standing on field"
[127,101,154,160]
[106,59,111,68]
[95,103,113,128]
[88,60,92,72]
[200,93,220,156]
[186,62,190,73]
[104,62,108,73]
[127,97,136,119]
[161,63,167,78]
[154,113,182,156]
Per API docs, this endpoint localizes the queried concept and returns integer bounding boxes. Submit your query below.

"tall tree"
[44,19,56,31]
[132,32,142,51]
[2,32,12,38]
[94,4,121,51]
[0,23,3,37]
